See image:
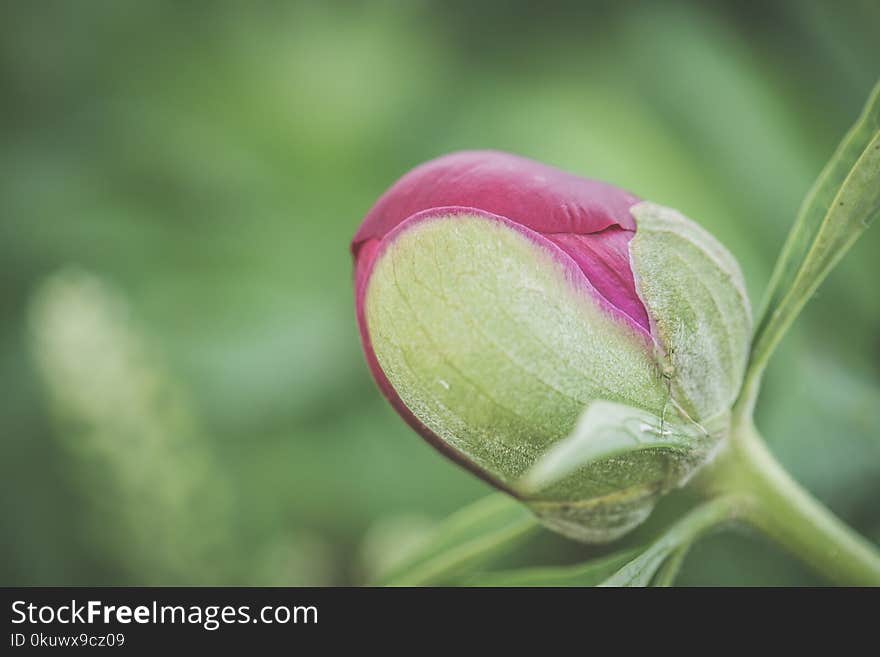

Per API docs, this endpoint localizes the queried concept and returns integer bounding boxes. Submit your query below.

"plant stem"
[698,418,880,586]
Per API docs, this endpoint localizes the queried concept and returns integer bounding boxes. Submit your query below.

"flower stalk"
[696,417,880,586]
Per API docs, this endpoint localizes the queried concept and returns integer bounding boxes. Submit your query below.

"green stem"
[698,418,880,586]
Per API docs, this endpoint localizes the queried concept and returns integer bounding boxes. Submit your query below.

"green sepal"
[366,213,668,488]
[629,201,752,422]
[519,400,722,543]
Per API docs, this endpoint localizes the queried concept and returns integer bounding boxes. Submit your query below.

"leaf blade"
[750,79,880,377]
[650,545,691,587]
[466,548,643,587]
[375,494,539,586]
[600,496,742,587]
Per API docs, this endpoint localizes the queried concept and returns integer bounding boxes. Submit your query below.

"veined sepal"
[629,201,752,422]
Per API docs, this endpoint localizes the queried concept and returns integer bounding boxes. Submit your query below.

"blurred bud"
[29,269,233,580]
[352,151,751,542]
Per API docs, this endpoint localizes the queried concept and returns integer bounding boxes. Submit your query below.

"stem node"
[697,421,880,586]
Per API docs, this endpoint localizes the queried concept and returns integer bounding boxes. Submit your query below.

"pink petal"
[352,150,649,333]
[352,150,638,251]
[545,229,650,331]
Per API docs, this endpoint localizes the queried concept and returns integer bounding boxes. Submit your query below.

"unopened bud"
[352,151,751,542]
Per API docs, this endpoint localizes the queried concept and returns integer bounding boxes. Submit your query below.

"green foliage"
[466,548,641,587]
[376,495,538,586]
[463,496,741,587]
[750,80,880,379]
[28,270,234,583]
[1,1,878,585]
[599,497,741,586]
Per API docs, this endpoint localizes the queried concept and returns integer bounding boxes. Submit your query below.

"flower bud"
[352,151,751,542]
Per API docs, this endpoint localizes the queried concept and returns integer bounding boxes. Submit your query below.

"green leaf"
[600,496,742,587]
[520,400,712,493]
[376,494,539,586]
[750,79,880,377]
[469,496,743,587]
[650,545,690,587]
[466,547,643,587]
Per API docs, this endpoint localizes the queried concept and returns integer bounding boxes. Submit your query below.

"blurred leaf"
[751,79,880,373]
[465,548,641,587]
[358,514,436,584]
[468,497,740,587]
[376,494,539,586]
[249,532,339,587]
[28,269,234,583]
[650,545,690,587]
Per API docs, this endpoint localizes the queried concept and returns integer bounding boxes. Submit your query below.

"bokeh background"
[2,0,879,586]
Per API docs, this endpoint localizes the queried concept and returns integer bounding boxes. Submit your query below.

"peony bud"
[352,151,751,542]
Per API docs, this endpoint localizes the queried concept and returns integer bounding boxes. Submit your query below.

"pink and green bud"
[352,151,751,542]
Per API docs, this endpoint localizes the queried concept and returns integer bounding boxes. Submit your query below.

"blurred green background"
[2,0,879,586]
